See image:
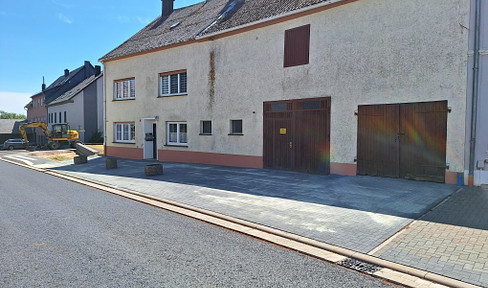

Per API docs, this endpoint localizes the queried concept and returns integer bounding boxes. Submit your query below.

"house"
[25,61,96,145]
[0,119,22,143]
[100,0,485,185]
[47,68,104,143]
[465,0,487,186]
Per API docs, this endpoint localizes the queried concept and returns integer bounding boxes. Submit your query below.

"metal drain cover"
[339,258,381,274]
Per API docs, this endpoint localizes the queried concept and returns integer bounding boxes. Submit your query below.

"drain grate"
[338,258,381,274]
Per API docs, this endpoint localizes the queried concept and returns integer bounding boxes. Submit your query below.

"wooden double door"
[357,101,448,183]
[263,97,330,174]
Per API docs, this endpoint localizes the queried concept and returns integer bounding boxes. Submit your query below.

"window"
[54,113,57,123]
[64,111,67,123]
[114,78,136,100]
[59,112,61,123]
[230,120,243,135]
[167,122,187,145]
[284,24,310,67]
[160,70,187,96]
[114,123,136,143]
[200,120,212,135]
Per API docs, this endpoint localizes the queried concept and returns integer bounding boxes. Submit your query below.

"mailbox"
[145,133,154,141]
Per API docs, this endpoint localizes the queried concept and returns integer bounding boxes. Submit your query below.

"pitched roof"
[100,0,334,62]
[0,119,23,134]
[49,73,103,106]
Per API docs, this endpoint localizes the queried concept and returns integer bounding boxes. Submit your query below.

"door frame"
[143,118,158,160]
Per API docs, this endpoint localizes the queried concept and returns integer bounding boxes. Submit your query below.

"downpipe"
[468,0,482,187]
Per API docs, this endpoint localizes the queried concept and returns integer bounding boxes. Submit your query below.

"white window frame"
[160,71,187,96]
[167,122,188,146]
[230,119,243,135]
[114,78,136,100]
[200,120,212,135]
[114,122,136,143]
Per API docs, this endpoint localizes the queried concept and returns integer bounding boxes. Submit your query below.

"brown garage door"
[264,97,330,174]
[357,101,448,183]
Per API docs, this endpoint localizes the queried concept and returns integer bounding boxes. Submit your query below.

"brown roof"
[100,0,333,62]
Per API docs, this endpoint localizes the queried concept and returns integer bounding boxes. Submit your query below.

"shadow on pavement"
[52,157,459,221]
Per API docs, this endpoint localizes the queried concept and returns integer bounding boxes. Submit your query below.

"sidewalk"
[11,154,488,287]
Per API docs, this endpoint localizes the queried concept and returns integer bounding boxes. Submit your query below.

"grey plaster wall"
[464,0,488,184]
[83,81,99,142]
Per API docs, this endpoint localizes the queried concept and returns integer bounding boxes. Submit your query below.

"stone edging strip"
[1,157,481,288]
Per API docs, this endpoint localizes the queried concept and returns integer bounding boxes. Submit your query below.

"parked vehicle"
[2,138,26,150]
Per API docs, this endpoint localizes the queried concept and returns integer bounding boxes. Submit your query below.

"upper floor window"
[160,70,187,96]
[114,78,135,100]
[284,24,310,67]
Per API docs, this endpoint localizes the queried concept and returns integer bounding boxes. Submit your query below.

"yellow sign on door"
[280,128,287,134]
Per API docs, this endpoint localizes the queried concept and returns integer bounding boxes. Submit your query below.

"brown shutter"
[284,24,310,67]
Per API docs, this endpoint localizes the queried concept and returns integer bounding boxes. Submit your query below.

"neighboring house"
[48,68,104,143]
[465,0,487,186]
[0,119,23,143]
[26,61,96,145]
[100,0,484,185]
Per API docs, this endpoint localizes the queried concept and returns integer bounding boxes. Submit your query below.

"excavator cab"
[51,124,70,139]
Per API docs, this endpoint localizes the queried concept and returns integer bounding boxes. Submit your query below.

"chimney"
[84,60,92,77]
[162,0,174,18]
[42,76,46,91]
[95,65,101,76]
[64,69,69,77]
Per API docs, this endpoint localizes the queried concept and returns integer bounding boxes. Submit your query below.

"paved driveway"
[50,158,458,253]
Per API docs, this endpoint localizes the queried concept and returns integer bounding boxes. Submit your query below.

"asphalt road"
[0,160,397,287]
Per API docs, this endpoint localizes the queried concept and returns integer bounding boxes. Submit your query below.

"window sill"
[112,141,136,144]
[158,93,188,98]
[113,98,136,102]
[199,133,212,136]
[228,133,244,136]
[165,144,188,147]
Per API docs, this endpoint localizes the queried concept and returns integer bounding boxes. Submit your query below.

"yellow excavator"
[19,121,80,150]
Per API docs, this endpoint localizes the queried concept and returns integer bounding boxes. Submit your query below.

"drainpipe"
[468,0,482,187]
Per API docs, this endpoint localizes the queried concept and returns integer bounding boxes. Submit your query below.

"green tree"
[0,110,26,119]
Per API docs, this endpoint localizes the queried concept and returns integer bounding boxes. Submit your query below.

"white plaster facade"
[104,0,471,179]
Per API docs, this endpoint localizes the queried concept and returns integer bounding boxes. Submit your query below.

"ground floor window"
[114,122,135,143]
[167,122,187,145]
[200,120,212,135]
[230,119,243,135]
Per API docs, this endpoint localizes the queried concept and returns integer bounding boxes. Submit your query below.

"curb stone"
[0,157,482,288]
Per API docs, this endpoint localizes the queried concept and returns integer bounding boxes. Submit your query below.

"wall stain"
[208,50,216,108]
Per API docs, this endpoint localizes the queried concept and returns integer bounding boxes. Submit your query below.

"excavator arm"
[19,122,52,148]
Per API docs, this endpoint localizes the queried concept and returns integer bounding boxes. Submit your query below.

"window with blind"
[160,70,187,96]
[284,24,310,67]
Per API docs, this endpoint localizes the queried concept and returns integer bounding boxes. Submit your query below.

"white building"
[100,0,485,185]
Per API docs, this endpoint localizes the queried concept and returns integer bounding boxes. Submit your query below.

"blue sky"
[0,0,201,115]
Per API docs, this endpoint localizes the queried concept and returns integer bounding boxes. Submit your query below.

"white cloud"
[0,91,32,116]
[51,0,74,9]
[57,13,72,24]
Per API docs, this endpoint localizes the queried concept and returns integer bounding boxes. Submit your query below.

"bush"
[88,131,104,144]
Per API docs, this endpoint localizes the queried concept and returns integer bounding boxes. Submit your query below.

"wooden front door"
[357,101,448,182]
[263,97,330,174]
